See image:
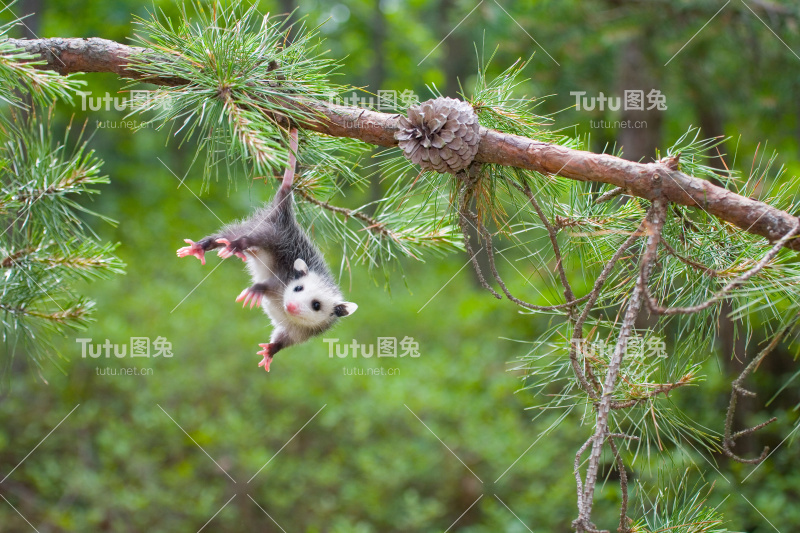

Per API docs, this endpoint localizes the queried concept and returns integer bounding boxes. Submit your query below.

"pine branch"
[569,222,647,399]
[0,247,36,267]
[0,109,123,368]
[221,92,280,168]
[458,180,590,310]
[660,238,724,277]
[644,220,800,315]
[575,199,667,533]
[610,375,693,409]
[721,320,797,464]
[294,186,395,239]
[0,303,92,323]
[4,37,186,85]
[10,163,101,204]
[607,436,630,533]
[7,36,800,250]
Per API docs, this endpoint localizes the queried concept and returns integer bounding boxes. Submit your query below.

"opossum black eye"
[294,285,304,292]
[312,300,321,311]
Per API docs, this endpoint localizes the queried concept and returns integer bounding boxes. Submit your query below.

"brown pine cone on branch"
[395,97,481,173]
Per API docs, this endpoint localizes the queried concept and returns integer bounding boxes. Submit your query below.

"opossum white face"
[283,259,358,328]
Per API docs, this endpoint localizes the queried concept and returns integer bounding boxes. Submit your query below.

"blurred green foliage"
[1,1,800,532]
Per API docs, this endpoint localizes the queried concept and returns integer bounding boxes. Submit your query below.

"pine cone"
[395,97,481,173]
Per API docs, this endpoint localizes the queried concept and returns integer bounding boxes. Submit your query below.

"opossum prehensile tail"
[176,129,358,371]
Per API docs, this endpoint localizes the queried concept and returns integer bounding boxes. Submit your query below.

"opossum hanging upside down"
[177,129,358,372]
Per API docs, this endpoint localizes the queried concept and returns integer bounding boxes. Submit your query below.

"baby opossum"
[176,128,357,372]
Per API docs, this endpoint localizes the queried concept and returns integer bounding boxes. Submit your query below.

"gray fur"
[216,186,333,286]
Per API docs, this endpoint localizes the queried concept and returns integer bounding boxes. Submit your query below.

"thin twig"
[574,437,593,520]
[606,437,630,533]
[606,433,640,441]
[722,319,797,463]
[574,432,639,533]
[459,183,592,310]
[594,186,626,205]
[458,185,501,299]
[509,181,577,311]
[552,216,616,231]
[660,239,723,277]
[266,173,401,242]
[295,186,396,238]
[473,208,589,311]
[0,247,37,268]
[575,199,667,532]
[609,375,693,409]
[477,214,589,311]
[0,304,90,322]
[569,223,647,399]
[644,219,800,315]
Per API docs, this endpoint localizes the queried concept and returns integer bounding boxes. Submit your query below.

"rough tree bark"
[7,37,800,250]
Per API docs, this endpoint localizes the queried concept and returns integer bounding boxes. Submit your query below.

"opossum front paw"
[257,343,275,372]
[176,239,206,265]
[215,238,247,261]
[236,287,264,309]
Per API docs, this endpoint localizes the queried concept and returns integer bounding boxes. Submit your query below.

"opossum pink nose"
[286,302,300,315]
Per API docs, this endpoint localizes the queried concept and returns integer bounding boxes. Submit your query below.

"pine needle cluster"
[0,19,124,371]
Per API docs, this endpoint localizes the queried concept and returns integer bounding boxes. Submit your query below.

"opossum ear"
[293,258,309,275]
[334,302,358,317]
